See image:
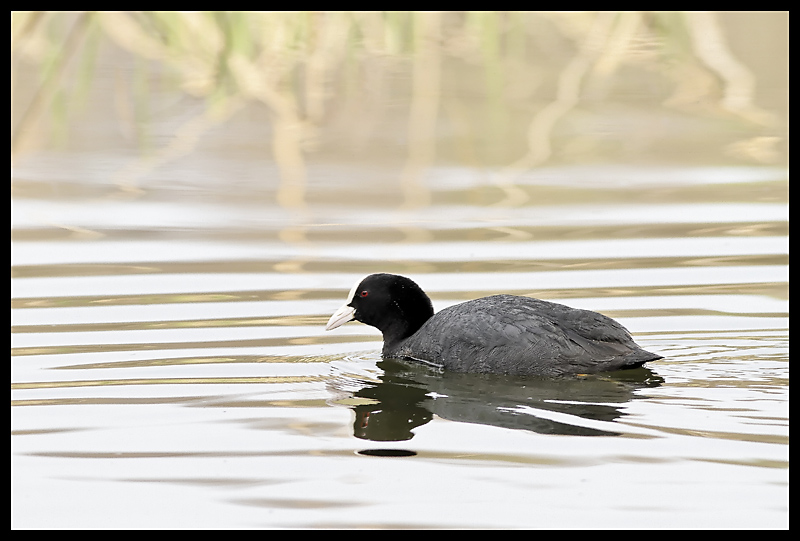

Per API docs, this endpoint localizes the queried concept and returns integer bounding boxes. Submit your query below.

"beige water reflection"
[13,12,786,191]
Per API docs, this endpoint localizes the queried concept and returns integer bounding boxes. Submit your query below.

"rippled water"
[11,158,788,528]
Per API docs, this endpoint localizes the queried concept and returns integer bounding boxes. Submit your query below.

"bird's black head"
[326,273,434,346]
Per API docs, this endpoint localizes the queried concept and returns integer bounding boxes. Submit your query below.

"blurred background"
[11,12,788,529]
[12,11,787,198]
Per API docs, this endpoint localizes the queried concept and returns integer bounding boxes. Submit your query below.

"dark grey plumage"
[326,274,662,377]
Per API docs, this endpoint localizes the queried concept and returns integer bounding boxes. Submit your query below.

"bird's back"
[389,295,661,376]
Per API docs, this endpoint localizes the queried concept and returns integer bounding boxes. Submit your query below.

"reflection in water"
[357,448,417,457]
[344,359,663,441]
[12,12,786,203]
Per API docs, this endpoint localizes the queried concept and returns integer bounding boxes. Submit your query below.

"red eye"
[360,290,369,297]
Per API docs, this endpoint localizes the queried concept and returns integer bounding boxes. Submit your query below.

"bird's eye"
[360,290,369,297]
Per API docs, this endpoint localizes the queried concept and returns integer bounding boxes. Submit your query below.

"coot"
[326,273,662,376]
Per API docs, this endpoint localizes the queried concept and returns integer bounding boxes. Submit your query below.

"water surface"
[12,11,788,529]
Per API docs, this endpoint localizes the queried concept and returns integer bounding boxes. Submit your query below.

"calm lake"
[12,12,787,529]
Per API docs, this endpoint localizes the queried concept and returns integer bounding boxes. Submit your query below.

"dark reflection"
[349,359,663,441]
[357,449,417,457]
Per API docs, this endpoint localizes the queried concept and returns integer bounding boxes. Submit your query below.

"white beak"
[325,276,366,331]
[325,303,356,331]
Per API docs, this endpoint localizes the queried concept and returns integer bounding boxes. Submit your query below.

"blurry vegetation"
[11,11,786,194]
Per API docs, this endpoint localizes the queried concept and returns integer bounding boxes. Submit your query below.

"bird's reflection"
[346,358,663,441]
